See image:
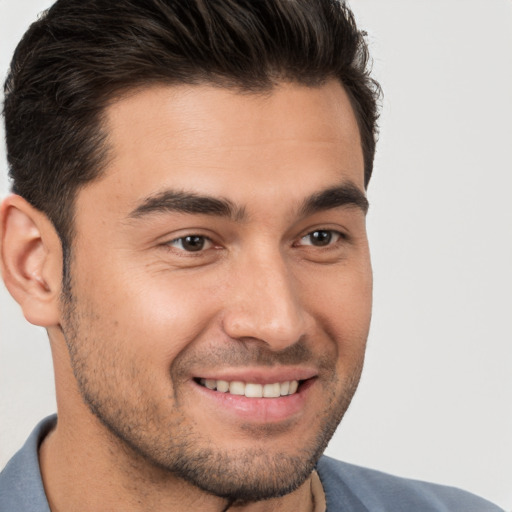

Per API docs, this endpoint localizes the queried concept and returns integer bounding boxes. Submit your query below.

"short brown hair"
[4,0,381,248]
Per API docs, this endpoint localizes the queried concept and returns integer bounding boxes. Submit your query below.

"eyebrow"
[299,182,369,216]
[128,181,368,221]
[128,190,247,221]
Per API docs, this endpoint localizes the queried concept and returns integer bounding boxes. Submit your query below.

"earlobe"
[0,194,63,327]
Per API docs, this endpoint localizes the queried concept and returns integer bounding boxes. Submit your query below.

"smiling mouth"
[196,378,302,398]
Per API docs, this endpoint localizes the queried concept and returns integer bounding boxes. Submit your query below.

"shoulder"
[0,415,56,512]
[316,456,504,512]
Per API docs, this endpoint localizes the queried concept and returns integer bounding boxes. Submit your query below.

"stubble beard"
[60,279,365,503]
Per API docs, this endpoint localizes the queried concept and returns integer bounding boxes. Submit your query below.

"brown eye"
[169,235,211,252]
[300,230,342,247]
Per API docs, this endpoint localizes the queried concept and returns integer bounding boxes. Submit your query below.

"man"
[0,1,504,511]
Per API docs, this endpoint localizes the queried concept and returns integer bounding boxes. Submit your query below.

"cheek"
[74,264,223,370]
[302,258,372,317]
[301,260,372,356]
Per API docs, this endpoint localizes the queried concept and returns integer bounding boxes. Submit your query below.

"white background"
[1,0,511,509]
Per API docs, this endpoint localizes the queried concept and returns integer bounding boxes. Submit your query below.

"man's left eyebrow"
[300,182,369,216]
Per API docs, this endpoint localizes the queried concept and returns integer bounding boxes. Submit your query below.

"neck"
[38,414,315,512]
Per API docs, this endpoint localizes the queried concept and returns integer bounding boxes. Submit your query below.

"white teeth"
[263,382,281,398]
[229,381,245,395]
[204,379,217,390]
[216,380,229,392]
[245,383,263,398]
[199,379,300,397]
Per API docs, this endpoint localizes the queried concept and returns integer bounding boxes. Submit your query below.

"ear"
[0,194,63,327]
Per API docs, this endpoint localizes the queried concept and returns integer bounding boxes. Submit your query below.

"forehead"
[105,80,361,145]
[79,81,364,217]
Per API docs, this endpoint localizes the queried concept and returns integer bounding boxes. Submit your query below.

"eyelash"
[296,229,346,248]
[166,229,346,254]
[167,235,214,253]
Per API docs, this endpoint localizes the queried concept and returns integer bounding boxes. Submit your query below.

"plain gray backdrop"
[1,0,511,509]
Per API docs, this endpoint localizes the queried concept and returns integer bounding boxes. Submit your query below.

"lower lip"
[192,379,315,423]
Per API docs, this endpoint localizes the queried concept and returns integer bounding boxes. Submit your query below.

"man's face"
[60,81,372,501]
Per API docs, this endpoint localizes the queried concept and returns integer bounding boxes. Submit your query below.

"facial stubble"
[59,280,365,503]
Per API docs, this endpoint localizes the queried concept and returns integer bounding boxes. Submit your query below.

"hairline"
[61,75,367,243]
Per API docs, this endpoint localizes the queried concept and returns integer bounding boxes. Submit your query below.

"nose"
[221,250,309,351]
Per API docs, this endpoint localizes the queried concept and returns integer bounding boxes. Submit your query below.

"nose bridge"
[222,245,307,349]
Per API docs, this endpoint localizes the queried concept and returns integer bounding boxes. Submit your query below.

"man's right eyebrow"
[127,190,247,221]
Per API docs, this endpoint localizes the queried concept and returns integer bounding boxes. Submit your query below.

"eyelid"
[166,234,214,252]
[296,229,346,247]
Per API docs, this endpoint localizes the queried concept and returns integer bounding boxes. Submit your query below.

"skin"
[0,80,372,512]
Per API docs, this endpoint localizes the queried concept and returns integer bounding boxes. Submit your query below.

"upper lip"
[194,367,317,384]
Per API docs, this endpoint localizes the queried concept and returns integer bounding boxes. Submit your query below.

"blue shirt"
[0,416,504,511]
